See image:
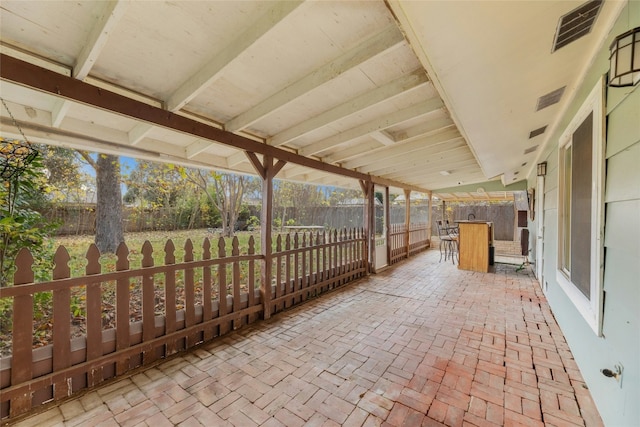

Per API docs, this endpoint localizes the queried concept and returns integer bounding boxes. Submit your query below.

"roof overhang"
[0,1,625,193]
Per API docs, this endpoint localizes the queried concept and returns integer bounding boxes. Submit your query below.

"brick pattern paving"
[12,250,603,427]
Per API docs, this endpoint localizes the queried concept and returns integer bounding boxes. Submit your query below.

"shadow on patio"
[13,249,603,427]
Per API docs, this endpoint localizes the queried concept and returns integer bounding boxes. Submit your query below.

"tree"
[179,168,249,237]
[78,152,123,253]
[327,187,363,206]
[273,180,326,227]
[35,144,96,204]
[1,139,58,285]
[125,161,217,230]
[124,160,183,208]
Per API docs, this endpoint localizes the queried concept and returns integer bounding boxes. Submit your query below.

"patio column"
[384,186,391,265]
[428,192,433,247]
[404,189,411,259]
[246,152,286,320]
[360,179,375,275]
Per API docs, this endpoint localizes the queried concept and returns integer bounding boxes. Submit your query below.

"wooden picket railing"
[0,228,365,420]
[389,222,430,264]
[271,228,365,313]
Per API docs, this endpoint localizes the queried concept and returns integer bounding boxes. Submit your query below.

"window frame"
[556,76,606,336]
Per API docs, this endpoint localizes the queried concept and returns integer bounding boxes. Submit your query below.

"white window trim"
[556,76,606,336]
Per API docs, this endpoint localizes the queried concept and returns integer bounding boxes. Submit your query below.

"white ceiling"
[0,1,624,193]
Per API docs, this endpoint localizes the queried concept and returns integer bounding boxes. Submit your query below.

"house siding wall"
[528,4,639,425]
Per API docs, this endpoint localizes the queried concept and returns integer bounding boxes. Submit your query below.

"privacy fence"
[0,228,375,419]
[45,203,518,240]
[43,204,431,236]
[431,203,516,240]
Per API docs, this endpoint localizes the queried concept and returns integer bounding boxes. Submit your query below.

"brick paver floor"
[12,249,603,426]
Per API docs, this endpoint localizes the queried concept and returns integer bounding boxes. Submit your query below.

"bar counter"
[455,221,494,273]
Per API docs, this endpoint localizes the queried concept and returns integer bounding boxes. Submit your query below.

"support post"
[427,191,433,248]
[384,186,391,265]
[247,152,286,320]
[404,189,411,258]
[360,179,375,275]
[513,195,518,241]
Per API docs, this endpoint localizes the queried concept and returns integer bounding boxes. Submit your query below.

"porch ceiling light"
[609,27,640,87]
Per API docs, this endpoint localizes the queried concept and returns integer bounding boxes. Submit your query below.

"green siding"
[532,4,640,425]
[605,141,640,202]
[606,89,640,158]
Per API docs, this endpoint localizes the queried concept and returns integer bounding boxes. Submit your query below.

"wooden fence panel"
[247,237,257,324]
[315,232,322,292]
[85,245,102,387]
[202,239,213,342]
[285,234,293,308]
[184,240,198,347]
[0,229,367,421]
[164,240,178,355]
[115,243,130,375]
[52,247,72,398]
[301,233,308,302]
[231,237,241,331]
[388,222,429,264]
[217,238,229,335]
[140,242,156,364]
[409,222,430,255]
[390,223,408,264]
[10,249,34,418]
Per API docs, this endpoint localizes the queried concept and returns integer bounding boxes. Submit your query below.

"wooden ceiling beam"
[0,53,431,194]
[299,98,443,156]
[383,160,480,181]
[225,24,405,132]
[322,118,455,164]
[166,1,303,112]
[343,130,463,169]
[268,69,429,147]
[128,123,153,146]
[73,0,130,80]
[227,150,249,168]
[363,151,476,176]
[51,99,70,128]
[185,139,212,159]
[405,170,487,188]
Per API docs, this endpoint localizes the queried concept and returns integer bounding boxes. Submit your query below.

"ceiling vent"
[536,87,565,111]
[524,145,538,155]
[529,125,548,139]
[552,0,603,52]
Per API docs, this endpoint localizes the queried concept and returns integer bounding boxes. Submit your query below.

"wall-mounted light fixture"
[609,26,640,87]
[537,161,547,176]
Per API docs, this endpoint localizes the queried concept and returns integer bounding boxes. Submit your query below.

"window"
[557,76,605,335]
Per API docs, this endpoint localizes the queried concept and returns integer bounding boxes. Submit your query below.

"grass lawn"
[1,229,262,356]
[53,229,261,276]
[1,228,340,355]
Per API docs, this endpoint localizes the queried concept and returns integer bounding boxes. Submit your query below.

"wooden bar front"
[457,221,493,273]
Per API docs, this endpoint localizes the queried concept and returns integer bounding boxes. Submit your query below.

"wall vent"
[529,125,548,139]
[552,0,603,52]
[536,87,565,111]
[524,145,538,155]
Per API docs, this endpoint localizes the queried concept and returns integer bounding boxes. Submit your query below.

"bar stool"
[437,220,458,264]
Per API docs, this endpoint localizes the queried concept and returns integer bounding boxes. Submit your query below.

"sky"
[79,154,137,177]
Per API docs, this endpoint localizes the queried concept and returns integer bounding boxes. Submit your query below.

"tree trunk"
[95,154,123,253]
